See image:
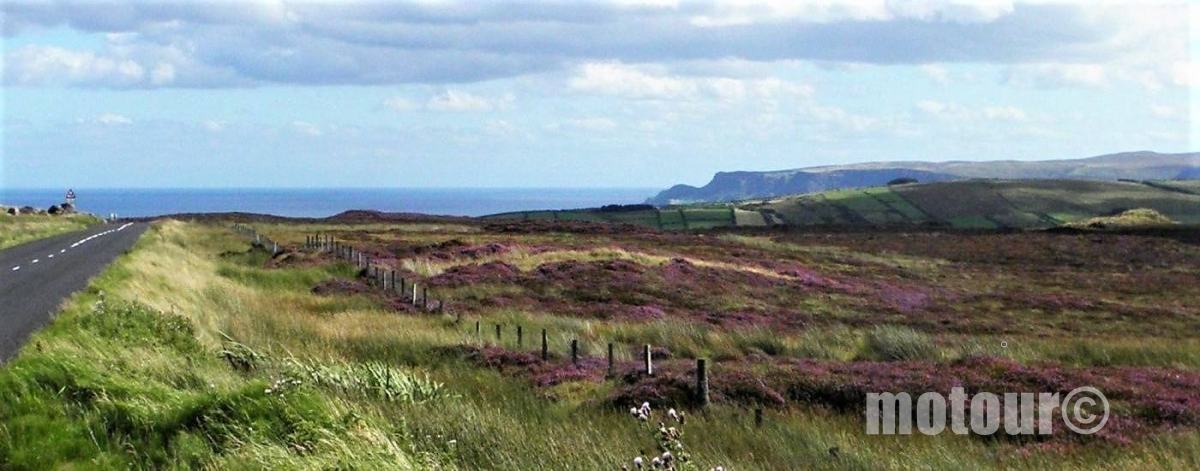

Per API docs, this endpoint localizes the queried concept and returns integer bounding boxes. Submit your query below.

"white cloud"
[917,100,1026,121]
[5,1,1178,88]
[426,90,511,112]
[1150,105,1184,121]
[982,106,1027,121]
[95,113,133,125]
[382,96,418,111]
[1003,63,1107,88]
[920,64,951,84]
[566,117,619,132]
[569,62,811,102]
[292,121,322,136]
[689,0,1014,27]
[570,62,696,99]
[5,46,146,87]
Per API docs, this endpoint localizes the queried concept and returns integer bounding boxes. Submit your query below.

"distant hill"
[648,151,1200,205]
[745,179,1200,230]
[487,179,1200,232]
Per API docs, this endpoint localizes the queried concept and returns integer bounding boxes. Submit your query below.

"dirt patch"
[264,250,332,269]
[312,278,371,296]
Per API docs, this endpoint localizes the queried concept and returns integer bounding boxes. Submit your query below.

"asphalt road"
[0,222,148,363]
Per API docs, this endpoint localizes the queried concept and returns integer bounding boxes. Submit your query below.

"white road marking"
[32,259,39,264]
[60,249,66,253]
[10,266,18,271]
[48,254,54,258]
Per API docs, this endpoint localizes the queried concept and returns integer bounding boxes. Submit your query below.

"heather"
[3,219,1199,469]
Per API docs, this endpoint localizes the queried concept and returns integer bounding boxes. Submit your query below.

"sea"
[0,188,659,218]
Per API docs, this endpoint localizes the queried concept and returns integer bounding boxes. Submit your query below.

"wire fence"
[232,224,727,411]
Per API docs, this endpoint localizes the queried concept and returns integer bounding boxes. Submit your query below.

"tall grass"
[0,213,101,250]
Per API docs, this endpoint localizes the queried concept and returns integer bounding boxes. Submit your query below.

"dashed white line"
[60,249,66,253]
[48,254,54,258]
[10,266,18,271]
[31,259,39,264]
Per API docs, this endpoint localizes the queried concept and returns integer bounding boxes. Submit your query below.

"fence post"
[571,339,579,366]
[422,286,428,310]
[755,408,764,427]
[495,324,502,343]
[607,342,615,378]
[475,320,480,339]
[412,283,419,305]
[541,329,548,360]
[696,359,709,408]
[644,344,653,376]
[399,277,406,297]
[517,325,523,347]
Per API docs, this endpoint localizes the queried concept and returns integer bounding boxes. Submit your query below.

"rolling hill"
[746,179,1200,230]
[488,179,1200,231]
[648,151,1200,205]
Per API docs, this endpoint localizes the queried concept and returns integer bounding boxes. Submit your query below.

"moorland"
[1,207,1197,469]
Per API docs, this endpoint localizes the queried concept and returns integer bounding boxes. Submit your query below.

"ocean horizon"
[0,187,660,218]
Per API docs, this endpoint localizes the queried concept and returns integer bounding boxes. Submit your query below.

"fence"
[232,225,758,416]
[464,318,722,410]
[307,232,448,313]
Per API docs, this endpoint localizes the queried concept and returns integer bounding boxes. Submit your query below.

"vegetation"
[0,213,101,250]
[749,179,1200,229]
[1068,208,1177,229]
[2,219,1199,469]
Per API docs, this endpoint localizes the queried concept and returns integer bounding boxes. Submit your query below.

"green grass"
[0,213,101,250]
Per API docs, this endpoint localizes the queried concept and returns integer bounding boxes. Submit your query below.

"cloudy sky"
[1,0,1196,189]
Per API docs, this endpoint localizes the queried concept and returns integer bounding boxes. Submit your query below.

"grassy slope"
[0,213,101,250]
[753,180,1200,229]
[4,220,1199,469]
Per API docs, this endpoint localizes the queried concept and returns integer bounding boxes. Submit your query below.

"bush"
[859,325,939,361]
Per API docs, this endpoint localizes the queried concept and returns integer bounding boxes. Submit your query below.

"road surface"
[0,222,148,363]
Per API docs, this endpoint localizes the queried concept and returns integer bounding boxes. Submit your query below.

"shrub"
[859,325,940,361]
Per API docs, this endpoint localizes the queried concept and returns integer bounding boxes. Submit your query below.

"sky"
[1,0,1196,189]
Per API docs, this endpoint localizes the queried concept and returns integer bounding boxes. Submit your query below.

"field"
[0,213,101,250]
[750,180,1200,230]
[2,217,1198,469]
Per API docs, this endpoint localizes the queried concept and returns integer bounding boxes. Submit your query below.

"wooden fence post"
[696,359,709,407]
[495,324,502,343]
[607,342,615,378]
[571,339,579,366]
[517,325,523,347]
[399,277,406,296]
[475,320,480,339]
[422,286,428,309]
[644,344,653,376]
[541,329,548,360]
[412,283,419,305]
[755,408,764,427]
